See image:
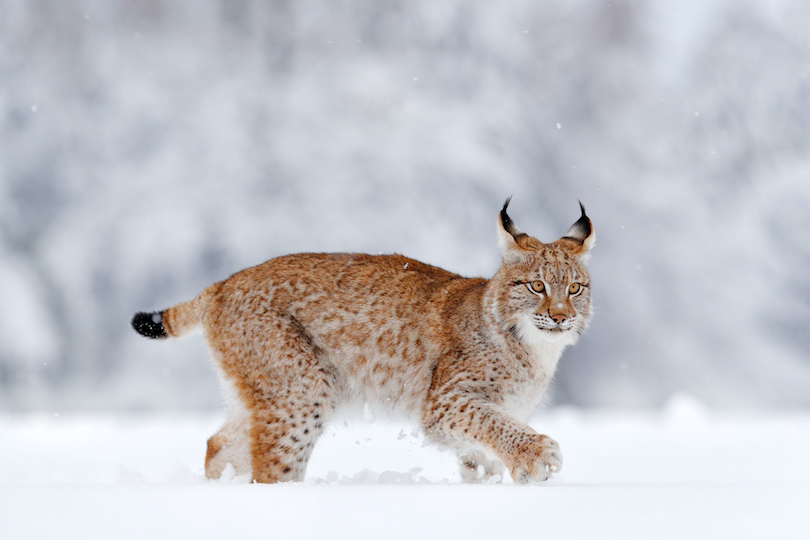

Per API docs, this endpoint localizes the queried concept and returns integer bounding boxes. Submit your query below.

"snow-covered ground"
[3,396,809,539]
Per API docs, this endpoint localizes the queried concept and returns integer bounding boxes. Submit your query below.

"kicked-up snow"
[2,396,809,539]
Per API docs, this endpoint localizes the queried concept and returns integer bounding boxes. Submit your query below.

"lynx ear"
[498,197,535,264]
[562,202,596,260]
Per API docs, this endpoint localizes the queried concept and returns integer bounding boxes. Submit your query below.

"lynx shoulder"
[132,199,595,484]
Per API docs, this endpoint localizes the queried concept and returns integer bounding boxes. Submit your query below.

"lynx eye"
[568,282,583,296]
[527,281,546,295]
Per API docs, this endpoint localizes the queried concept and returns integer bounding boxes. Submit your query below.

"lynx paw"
[510,435,562,484]
[459,450,506,484]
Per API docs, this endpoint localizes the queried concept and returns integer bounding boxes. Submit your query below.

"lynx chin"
[132,199,595,484]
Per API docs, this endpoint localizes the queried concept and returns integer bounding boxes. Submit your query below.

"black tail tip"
[132,311,168,339]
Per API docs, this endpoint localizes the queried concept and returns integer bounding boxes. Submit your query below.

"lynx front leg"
[423,396,562,484]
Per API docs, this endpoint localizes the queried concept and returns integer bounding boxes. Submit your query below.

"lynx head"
[492,198,595,346]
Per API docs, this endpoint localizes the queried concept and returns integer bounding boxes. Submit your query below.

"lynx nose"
[550,313,568,324]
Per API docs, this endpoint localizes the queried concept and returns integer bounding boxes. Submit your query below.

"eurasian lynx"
[132,199,594,484]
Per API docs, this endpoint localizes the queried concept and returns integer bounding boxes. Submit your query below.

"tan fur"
[143,203,594,484]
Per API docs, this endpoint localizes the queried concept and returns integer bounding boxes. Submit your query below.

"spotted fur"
[132,200,595,484]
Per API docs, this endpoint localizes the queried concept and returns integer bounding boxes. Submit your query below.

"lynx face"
[502,248,591,339]
[494,201,594,346]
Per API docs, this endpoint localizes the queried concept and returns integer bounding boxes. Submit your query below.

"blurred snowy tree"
[0,0,808,411]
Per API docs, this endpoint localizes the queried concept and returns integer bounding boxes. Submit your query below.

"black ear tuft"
[500,196,527,241]
[563,201,593,244]
[132,311,168,339]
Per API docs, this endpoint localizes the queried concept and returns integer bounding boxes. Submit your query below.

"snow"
[3,398,809,539]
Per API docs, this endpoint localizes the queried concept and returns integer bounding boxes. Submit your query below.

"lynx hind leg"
[205,411,253,480]
[459,450,506,484]
[249,397,333,483]
[221,314,338,484]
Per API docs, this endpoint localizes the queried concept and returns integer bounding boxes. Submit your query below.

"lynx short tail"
[132,311,168,339]
[132,282,222,340]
